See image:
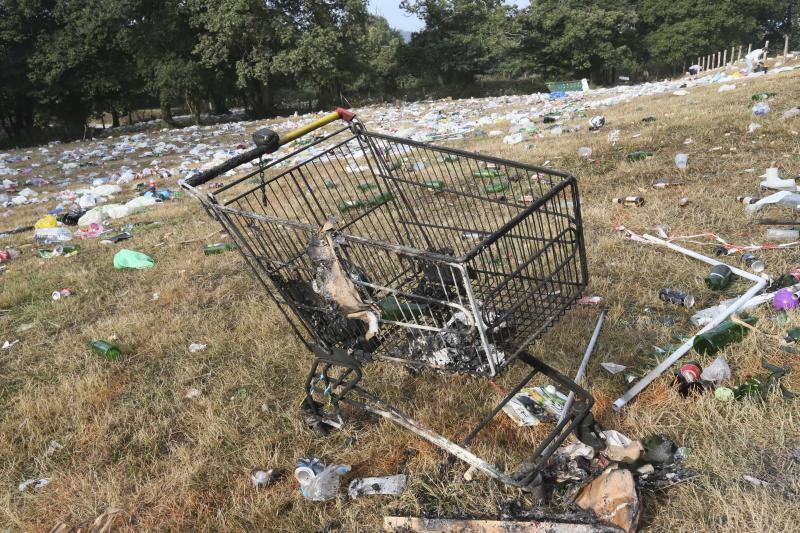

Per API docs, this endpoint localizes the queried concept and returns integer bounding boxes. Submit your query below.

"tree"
[514,0,639,84]
[401,0,517,86]
[759,0,799,56]
[27,0,141,135]
[636,0,771,75]
[0,0,41,139]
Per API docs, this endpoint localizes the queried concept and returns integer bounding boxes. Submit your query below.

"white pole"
[612,235,767,411]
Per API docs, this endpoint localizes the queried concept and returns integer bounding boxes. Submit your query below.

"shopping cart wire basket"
[181,108,598,488]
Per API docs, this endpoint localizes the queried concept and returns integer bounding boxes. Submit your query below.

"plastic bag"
[35,227,73,245]
[113,249,155,269]
[34,215,57,229]
[700,355,731,384]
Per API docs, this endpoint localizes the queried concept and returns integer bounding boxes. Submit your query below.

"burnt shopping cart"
[181,108,597,489]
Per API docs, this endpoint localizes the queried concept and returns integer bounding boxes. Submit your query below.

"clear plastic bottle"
[294,457,350,501]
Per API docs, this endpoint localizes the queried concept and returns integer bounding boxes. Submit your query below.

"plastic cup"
[675,153,688,169]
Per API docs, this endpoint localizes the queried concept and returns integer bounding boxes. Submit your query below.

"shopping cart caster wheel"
[575,410,604,450]
[301,398,339,436]
[520,471,545,499]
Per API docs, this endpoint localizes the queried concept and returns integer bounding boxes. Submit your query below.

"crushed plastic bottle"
[752,102,770,116]
[295,457,350,501]
[782,107,800,120]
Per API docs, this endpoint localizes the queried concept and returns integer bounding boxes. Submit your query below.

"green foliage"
[0,0,794,145]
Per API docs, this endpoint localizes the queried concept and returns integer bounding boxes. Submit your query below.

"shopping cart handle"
[184,108,356,187]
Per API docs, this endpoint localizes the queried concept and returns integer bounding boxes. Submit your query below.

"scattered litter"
[718,84,736,92]
[51,288,72,300]
[589,116,605,131]
[577,146,593,158]
[251,468,281,487]
[602,430,643,463]
[384,517,612,532]
[600,362,626,374]
[18,478,50,492]
[295,457,350,501]
[782,107,800,120]
[742,474,771,487]
[674,153,688,169]
[46,440,63,456]
[753,102,771,116]
[700,356,732,384]
[188,343,207,353]
[748,122,762,133]
[3,339,19,350]
[185,388,202,399]
[347,474,406,498]
[574,465,640,533]
[113,249,155,269]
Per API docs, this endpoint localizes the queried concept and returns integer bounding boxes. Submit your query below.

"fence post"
[764,40,769,67]
[738,45,742,61]
[723,49,727,66]
[717,51,722,69]
[785,34,790,61]
[747,43,752,55]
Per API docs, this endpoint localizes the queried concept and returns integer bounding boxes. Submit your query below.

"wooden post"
[730,46,735,64]
[717,51,722,69]
[738,45,742,61]
[785,34,790,61]
[723,49,727,67]
[747,43,752,55]
[764,40,769,67]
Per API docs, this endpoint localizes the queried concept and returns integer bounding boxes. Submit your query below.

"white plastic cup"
[675,153,688,169]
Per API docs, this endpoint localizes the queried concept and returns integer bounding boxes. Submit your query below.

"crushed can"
[736,195,760,205]
[658,288,695,308]
[705,264,732,290]
[51,288,72,300]
[612,196,645,207]
[741,252,765,273]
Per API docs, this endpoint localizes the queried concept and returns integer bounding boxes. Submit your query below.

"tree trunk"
[160,99,176,128]
[210,92,230,115]
[111,110,120,128]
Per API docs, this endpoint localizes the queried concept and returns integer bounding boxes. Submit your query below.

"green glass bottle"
[693,316,757,356]
[423,180,444,190]
[472,168,501,178]
[484,182,509,193]
[90,340,120,361]
[378,298,429,321]
[627,150,652,162]
[203,242,236,255]
[704,264,732,290]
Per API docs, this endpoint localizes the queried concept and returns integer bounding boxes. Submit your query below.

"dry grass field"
[2,67,800,532]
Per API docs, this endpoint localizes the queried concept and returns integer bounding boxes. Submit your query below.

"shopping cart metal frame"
[181,109,598,489]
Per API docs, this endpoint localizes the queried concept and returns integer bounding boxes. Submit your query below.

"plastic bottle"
[766,228,800,241]
[627,150,652,162]
[612,196,645,207]
[693,316,757,356]
[203,243,237,255]
[704,264,732,290]
[89,340,121,361]
[294,457,350,501]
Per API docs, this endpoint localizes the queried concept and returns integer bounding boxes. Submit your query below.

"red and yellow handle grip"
[185,108,356,187]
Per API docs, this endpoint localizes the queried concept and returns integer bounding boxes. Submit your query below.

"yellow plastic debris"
[34,215,57,229]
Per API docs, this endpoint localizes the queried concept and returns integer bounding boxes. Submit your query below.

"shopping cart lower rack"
[181,108,597,489]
